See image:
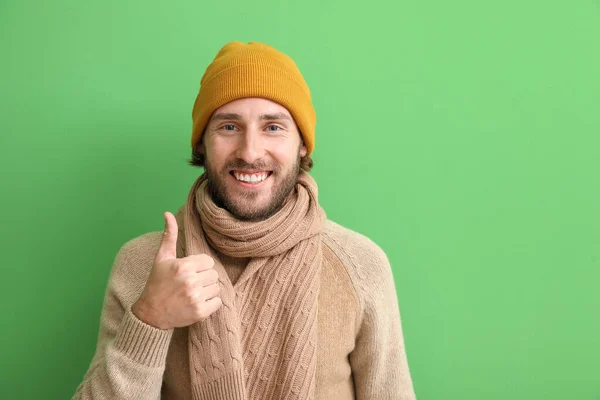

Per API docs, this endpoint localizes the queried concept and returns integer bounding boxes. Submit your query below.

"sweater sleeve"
[348,244,416,400]
[72,233,174,400]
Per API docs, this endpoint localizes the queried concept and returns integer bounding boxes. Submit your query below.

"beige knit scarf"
[175,171,326,400]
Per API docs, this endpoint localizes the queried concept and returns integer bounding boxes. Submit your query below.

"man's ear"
[298,132,307,157]
[300,144,307,158]
[192,143,204,161]
[196,131,207,155]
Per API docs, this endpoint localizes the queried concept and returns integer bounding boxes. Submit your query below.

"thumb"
[155,211,179,263]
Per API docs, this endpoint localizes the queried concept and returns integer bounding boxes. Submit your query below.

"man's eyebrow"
[210,113,242,121]
[260,113,292,122]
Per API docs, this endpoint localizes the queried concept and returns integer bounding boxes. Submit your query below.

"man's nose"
[235,129,265,164]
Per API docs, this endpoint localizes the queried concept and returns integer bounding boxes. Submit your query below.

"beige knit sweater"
[73,219,416,400]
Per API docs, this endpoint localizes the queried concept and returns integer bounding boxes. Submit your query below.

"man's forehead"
[211,111,293,122]
[210,98,293,121]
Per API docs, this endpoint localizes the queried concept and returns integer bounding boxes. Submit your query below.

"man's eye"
[222,124,236,131]
[266,125,282,132]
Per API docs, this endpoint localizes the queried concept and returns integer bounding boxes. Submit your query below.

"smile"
[231,170,271,184]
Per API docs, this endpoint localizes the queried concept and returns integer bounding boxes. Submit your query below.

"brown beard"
[203,152,302,222]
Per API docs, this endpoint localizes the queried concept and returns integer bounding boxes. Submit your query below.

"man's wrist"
[131,299,165,329]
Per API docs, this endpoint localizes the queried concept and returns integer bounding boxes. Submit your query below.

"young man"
[73,41,416,400]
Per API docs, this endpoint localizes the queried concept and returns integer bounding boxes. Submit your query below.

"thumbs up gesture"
[131,212,222,330]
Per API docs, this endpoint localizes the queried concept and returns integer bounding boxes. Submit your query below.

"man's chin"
[230,210,268,222]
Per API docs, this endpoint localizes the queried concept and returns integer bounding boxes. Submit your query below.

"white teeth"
[234,172,268,183]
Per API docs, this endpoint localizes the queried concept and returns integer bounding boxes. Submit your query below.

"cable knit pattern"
[176,171,326,400]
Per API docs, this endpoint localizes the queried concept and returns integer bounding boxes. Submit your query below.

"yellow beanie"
[191,41,317,155]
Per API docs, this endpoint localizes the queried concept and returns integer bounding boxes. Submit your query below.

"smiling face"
[199,97,307,221]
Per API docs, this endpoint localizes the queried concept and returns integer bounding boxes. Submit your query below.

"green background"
[1,0,599,399]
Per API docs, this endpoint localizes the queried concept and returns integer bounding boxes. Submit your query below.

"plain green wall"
[1,0,599,399]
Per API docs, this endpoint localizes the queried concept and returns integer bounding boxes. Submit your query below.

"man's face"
[200,97,307,221]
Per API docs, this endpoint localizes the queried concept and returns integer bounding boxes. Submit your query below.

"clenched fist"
[131,212,222,329]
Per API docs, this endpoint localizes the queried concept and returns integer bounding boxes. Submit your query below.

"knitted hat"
[191,41,316,155]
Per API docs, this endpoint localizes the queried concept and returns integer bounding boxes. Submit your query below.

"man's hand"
[131,212,222,330]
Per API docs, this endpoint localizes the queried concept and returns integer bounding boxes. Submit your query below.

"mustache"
[225,159,279,172]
